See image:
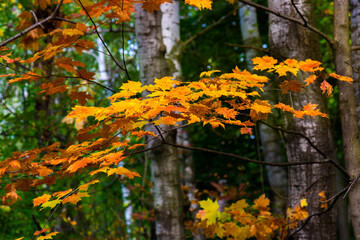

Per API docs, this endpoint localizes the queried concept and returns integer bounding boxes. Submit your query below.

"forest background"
[0,0,359,239]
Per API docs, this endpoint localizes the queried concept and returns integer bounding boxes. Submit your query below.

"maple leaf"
[279,80,304,94]
[52,189,73,199]
[33,194,52,207]
[185,0,212,10]
[78,179,99,191]
[62,29,84,36]
[304,75,317,85]
[253,194,270,212]
[34,228,50,236]
[252,56,277,71]
[329,73,353,83]
[240,127,253,136]
[298,59,323,72]
[37,232,59,240]
[300,198,308,207]
[319,191,328,209]
[200,70,221,77]
[40,199,61,211]
[274,63,299,76]
[320,80,333,96]
[142,0,173,13]
[62,192,89,205]
[197,198,221,226]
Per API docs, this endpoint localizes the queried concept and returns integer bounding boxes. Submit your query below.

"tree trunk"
[334,0,360,238]
[269,0,337,239]
[134,4,185,240]
[239,1,288,215]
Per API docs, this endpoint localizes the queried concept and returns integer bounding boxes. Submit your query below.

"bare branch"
[226,42,269,53]
[259,120,349,178]
[77,0,131,80]
[0,0,64,47]
[183,4,241,46]
[238,0,334,48]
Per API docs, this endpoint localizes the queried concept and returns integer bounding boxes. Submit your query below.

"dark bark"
[269,0,337,239]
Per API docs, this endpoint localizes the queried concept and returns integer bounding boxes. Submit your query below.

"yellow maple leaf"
[253,194,270,212]
[40,199,61,211]
[200,70,221,77]
[62,192,89,205]
[185,0,212,10]
[198,198,221,226]
[33,194,52,207]
[37,232,59,240]
[300,198,308,207]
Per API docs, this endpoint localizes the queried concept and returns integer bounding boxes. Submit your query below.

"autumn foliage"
[0,0,353,239]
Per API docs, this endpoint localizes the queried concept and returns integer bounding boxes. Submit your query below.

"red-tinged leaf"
[37,232,59,240]
[77,69,95,80]
[274,102,295,113]
[320,80,333,96]
[240,127,252,136]
[304,75,317,85]
[142,0,173,13]
[33,194,52,207]
[69,90,94,105]
[279,80,304,94]
[329,72,353,83]
[34,228,50,236]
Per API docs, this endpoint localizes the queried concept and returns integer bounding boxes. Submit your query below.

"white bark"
[135,4,185,240]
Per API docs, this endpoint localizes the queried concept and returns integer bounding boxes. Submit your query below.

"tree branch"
[226,42,269,53]
[238,0,334,48]
[259,120,349,178]
[183,4,241,46]
[0,0,64,47]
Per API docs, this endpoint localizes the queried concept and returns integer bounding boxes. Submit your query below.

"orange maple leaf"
[252,56,277,71]
[329,73,353,83]
[304,75,317,86]
[33,194,52,207]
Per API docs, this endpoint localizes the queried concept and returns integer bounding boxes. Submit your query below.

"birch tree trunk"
[134,4,185,240]
[269,0,337,239]
[335,0,360,238]
[239,2,287,215]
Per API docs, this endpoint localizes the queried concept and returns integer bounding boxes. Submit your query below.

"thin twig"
[290,0,307,27]
[0,0,64,47]
[259,120,349,178]
[183,4,241,46]
[77,0,131,80]
[238,0,334,48]
[226,42,270,53]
